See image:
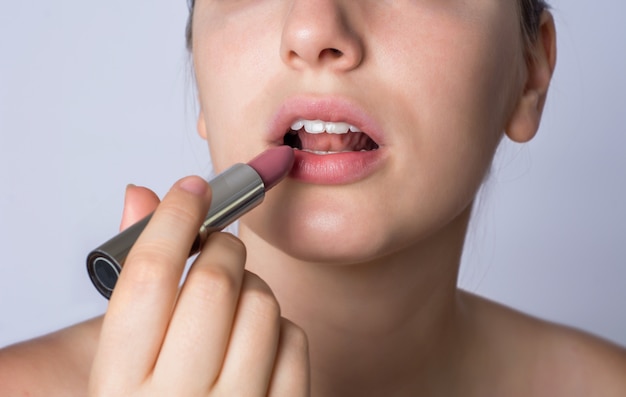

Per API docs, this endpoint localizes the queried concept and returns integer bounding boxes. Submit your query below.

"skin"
[1,1,625,396]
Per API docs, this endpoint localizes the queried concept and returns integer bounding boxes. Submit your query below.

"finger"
[213,272,282,397]
[152,233,247,395]
[92,176,212,390]
[267,319,311,397]
[120,184,160,230]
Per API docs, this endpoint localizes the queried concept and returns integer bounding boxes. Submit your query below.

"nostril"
[323,48,344,58]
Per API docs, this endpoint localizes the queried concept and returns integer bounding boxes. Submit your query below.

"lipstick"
[87,146,294,299]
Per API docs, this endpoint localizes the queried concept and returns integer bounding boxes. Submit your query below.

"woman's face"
[192,0,527,263]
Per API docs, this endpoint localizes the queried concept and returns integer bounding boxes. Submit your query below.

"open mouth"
[283,119,380,154]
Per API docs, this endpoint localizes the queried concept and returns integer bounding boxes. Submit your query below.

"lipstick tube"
[87,163,265,299]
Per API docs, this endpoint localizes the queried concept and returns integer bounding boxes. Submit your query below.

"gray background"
[1,1,624,347]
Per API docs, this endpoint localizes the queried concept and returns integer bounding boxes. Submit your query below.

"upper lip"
[267,95,385,147]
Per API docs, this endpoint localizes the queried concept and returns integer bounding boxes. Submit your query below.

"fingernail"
[179,176,208,196]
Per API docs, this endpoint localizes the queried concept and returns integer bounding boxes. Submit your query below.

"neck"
[239,207,472,396]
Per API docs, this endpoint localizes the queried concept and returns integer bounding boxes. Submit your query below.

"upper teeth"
[290,119,362,134]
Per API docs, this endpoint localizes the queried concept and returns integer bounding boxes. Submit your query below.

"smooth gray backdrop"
[1,1,624,347]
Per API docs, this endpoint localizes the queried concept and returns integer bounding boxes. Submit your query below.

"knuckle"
[282,319,309,354]
[241,272,281,321]
[123,245,178,287]
[159,201,200,226]
[182,233,248,304]
[208,232,247,258]
[185,263,241,303]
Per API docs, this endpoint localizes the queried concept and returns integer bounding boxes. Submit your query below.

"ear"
[505,11,557,143]
[197,110,208,140]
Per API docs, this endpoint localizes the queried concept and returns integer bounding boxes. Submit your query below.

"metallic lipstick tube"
[87,163,265,299]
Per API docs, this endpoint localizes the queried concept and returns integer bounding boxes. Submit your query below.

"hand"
[88,177,310,396]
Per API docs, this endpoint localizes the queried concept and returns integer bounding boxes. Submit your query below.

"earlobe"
[506,11,557,143]
[197,111,208,140]
[505,90,541,143]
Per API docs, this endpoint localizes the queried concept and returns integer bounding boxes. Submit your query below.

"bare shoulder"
[460,291,626,397]
[528,317,626,397]
[0,316,102,397]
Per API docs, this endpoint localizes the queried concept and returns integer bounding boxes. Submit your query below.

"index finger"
[92,176,212,388]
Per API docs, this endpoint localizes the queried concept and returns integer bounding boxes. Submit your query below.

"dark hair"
[520,0,549,44]
[185,0,548,52]
[185,0,194,51]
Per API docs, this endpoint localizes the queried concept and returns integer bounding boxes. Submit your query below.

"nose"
[280,0,364,72]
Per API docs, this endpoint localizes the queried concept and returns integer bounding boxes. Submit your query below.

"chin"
[274,233,390,266]
[279,230,384,265]
[240,174,477,265]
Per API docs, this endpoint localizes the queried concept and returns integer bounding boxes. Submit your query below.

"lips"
[268,96,386,185]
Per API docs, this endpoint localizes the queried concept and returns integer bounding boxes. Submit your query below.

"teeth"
[307,120,327,134]
[300,149,372,154]
[290,120,304,131]
[301,149,342,155]
[290,119,361,135]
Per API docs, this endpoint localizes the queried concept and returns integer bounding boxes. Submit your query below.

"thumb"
[120,184,161,231]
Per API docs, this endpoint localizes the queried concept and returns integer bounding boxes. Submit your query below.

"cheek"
[367,9,523,234]
[192,10,282,170]
[384,8,522,163]
[373,1,524,132]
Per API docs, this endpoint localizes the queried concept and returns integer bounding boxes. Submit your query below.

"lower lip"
[289,149,385,185]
